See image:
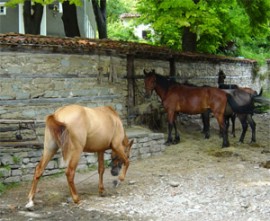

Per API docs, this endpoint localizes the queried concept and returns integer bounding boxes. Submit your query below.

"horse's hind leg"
[231,114,236,137]
[238,114,248,143]
[65,147,81,203]
[214,113,229,148]
[247,114,256,143]
[26,132,59,208]
[201,110,210,139]
[97,152,106,196]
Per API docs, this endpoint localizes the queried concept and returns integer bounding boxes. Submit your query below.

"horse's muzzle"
[111,167,120,176]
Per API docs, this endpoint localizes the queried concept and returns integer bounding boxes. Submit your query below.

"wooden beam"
[127,54,135,125]
[169,58,176,77]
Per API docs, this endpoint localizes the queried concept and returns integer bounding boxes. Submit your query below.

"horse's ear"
[128,140,134,152]
[143,69,147,76]
[129,139,134,148]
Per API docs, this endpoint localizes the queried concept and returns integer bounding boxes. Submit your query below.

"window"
[0,3,6,15]
[142,30,151,40]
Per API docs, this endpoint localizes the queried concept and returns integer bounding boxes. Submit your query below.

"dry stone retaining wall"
[0,128,165,184]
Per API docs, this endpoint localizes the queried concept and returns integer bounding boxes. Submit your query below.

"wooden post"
[169,57,176,77]
[127,54,135,125]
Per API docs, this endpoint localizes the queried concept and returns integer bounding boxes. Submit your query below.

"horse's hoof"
[222,141,230,148]
[113,180,121,187]
[164,141,171,146]
[25,200,34,209]
[174,137,180,144]
[222,144,230,148]
[99,191,107,197]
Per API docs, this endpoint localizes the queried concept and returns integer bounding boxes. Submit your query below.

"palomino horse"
[219,83,262,143]
[144,70,211,144]
[25,105,133,208]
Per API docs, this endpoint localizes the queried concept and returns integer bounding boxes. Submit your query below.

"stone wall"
[0,51,262,142]
[0,127,165,184]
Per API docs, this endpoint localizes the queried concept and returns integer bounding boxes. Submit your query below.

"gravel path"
[0,114,269,221]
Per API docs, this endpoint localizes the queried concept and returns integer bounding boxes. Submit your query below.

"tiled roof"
[0,33,256,63]
[120,13,140,19]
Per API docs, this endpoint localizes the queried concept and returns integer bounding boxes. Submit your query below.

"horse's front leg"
[165,111,175,145]
[97,152,105,196]
[173,121,180,144]
[118,155,129,182]
[165,122,173,145]
[111,147,130,182]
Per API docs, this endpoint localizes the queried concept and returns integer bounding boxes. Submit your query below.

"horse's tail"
[253,88,263,102]
[226,94,254,114]
[258,88,263,97]
[46,115,69,161]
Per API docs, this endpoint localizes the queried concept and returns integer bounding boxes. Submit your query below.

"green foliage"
[0,182,20,196]
[107,0,139,41]
[0,166,11,195]
[0,182,6,195]
[12,156,21,164]
[107,0,137,23]
[5,0,82,7]
[108,21,139,41]
[137,0,270,59]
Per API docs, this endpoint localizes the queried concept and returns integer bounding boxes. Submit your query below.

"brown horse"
[25,104,133,208]
[143,70,210,143]
[144,70,256,148]
[144,70,231,147]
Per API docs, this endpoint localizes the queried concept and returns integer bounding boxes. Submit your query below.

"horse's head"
[110,137,134,176]
[144,69,156,98]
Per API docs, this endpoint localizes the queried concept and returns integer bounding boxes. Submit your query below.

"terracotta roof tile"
[0,33,256,63]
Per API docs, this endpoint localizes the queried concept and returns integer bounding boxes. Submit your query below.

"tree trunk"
[23,0,43,35]
[181,0,199,52]
[62,1,81,37]
[92,0,107,39]
[182,27,197,52]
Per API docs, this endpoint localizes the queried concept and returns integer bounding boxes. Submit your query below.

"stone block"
[4,176,21,183]
[12,169,22,176]
[0,167,11,177]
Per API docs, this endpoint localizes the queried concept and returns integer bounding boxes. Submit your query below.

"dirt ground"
[0,113,269,221]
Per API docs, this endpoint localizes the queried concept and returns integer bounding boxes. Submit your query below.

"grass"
[0,182,20,196]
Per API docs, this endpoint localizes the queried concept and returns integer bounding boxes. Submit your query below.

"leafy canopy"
[137,0,270,55]
[5,0,82,7]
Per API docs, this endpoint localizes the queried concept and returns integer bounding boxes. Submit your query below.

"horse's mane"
[219,83,239,89]
[154,73,178,91]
